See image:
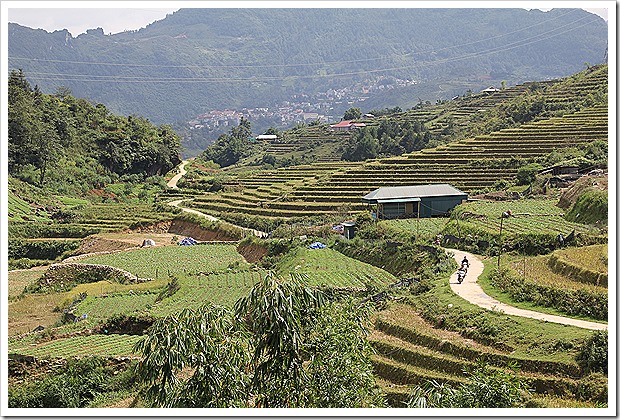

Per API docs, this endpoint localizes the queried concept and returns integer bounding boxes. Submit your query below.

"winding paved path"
[445,248,607,331]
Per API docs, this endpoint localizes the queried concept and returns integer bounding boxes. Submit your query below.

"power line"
[9,14,601,84]
[8,9,584,71]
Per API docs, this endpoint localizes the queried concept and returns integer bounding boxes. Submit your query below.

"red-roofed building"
[330,120,367,131]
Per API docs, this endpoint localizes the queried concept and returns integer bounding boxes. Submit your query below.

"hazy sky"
[5,2,611,37]
[7,7,179,36]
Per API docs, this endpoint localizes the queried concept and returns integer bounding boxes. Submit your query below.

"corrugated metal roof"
[377,197,421,204]
[362,184,466,203]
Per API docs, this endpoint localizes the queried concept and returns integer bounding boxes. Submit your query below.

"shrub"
[516,163,543,185]
[406,362,526,408]
[9,222,100,239]
[100,314,156,335]
[491,179,514,191]
[409,277,433,295]
[8,357,137,408]
[575,372,607,403]
[8,257,52,270]
[8,239,80,260]
[576,331,608,374]
[489,268,607,320]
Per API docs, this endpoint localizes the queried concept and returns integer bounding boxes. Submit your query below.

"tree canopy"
[200,117,254,167]
[8,70,181,191]
[134,272,385,408]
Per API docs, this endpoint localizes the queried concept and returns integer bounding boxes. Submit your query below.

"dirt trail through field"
[167,159,190,189]
[166,161,268,238]
[445,248,607,331]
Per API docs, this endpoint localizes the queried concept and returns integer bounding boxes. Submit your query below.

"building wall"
[420,195,467,217]
[382,202,407,219]
[381,195,466,219]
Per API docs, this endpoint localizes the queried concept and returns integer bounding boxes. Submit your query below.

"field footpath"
[166,160,268,238]
[445,248,607,331]
[166,159,190,189]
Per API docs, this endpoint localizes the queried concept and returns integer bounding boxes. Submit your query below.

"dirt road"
[166,159,190,189]
[445,248,607,331]
[165,159,268,239]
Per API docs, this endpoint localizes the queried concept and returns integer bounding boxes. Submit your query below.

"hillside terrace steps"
[185,97,606,226]
[371,323,586,403]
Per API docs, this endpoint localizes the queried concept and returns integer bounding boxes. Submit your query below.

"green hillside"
[8,8,607,129]
[176,65,607,232]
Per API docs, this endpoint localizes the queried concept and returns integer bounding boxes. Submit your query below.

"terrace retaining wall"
[41,262,152,287]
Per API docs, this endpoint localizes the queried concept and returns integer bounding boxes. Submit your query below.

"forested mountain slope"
[8,8,607,125]
[7,70,182,195]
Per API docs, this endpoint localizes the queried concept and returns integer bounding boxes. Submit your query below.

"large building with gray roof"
[361,184,467,219]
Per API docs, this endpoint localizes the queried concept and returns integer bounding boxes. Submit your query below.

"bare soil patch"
[9,293,63,336]
[168,219,238,242]
[237,243,268,263]
[557,175,608,209]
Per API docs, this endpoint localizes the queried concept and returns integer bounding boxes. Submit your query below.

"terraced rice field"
[552,244,608,275]
[369,302,595,406]
[508,255,607,294]
[71,203,177,233]
[8,192,52,223]
[8,334,141,358]
[183,104,607,230]
[77,244,249,279]
[455,198,601,236]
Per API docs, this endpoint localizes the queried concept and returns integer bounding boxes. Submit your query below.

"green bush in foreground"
[406,361,526,408]
[8,357,137,408]
[576,330,608,375]
[134,273,385,408]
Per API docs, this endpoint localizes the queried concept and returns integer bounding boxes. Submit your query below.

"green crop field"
[78,244,250,279]
[8,334,141,358]
[148,272,259,316]
[75,246,399,321]
[76,292,160,323]
[454,198,602,236]
[277,247,397,288]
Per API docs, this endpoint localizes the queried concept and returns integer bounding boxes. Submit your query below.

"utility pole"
[497,210,510,268]
[498,215,504,268]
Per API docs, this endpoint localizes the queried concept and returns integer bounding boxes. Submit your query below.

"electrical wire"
[8,13,601,84]
[8,9,580,70]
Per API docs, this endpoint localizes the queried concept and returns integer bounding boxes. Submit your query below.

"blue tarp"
[308,242,327,249]
[178,237,198,246]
